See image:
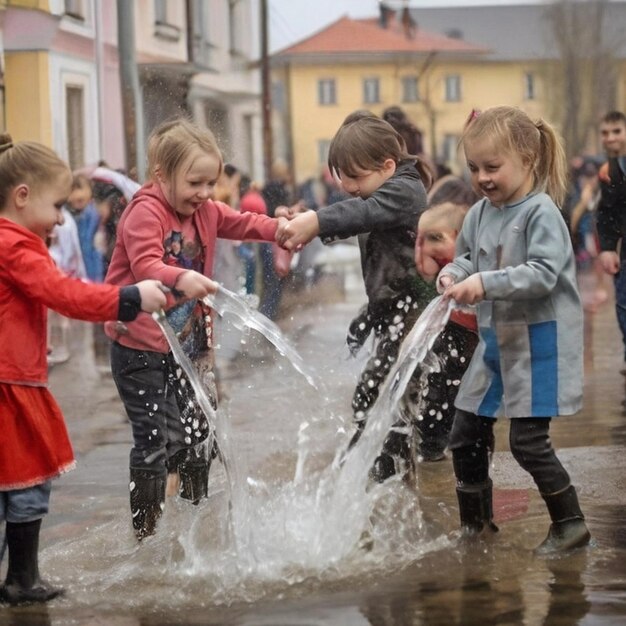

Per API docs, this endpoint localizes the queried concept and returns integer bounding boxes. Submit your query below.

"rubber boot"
[0,520,64,605]
[129,469,166,540]
[456,479,499,536]
[369,428,414,483]
[178,448,212,505]
[535,484,590,555]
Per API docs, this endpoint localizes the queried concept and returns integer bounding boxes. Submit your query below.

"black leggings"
[110,342,210,474]
[449,410,571,494]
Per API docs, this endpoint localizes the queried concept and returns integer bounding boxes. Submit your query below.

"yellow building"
[271,5,626,183]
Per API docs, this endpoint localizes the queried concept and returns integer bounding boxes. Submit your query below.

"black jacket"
[316,160,430,309]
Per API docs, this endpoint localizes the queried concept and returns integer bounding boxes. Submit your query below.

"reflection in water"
[542,552,590,626]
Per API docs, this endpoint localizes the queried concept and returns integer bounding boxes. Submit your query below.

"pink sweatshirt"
[105,182,277,352]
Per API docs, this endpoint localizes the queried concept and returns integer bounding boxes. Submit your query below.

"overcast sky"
[269,0,548,52]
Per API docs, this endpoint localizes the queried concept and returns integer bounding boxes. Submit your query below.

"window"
[441,134,460,165]
[271,81,285,113]
[402,76,419,103]
[363,78,380,105]
[445,75,461,102]
[318,140,331,166]
[228,0,244,54]
[154,0,167,23]
[66,86,85,170]
[318,79,336,106]
[190,0,210,65]
[154,0,180,40]
[64,0,84,20]
[524,72,536,100]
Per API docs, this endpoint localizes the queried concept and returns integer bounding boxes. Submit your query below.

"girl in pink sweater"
[105,118,284,539]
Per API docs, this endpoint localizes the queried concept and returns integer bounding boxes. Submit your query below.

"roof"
[273,14,488,63]
[408,2,626,62]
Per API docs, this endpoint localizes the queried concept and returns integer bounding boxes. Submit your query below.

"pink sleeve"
[122,202,186,287]
[214,201,277,242]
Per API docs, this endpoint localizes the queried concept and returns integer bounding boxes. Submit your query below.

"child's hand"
[274,202,303,219]
[599,250,620,275]
[415,235,441,281]
[136,280,168,313]
[276,210,319,250]
[174,271,219,299]
[437,273,454,293]
[443,274,485,304]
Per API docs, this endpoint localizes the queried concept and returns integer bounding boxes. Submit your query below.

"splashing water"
[203,285,320,389]
[44,296,455,609]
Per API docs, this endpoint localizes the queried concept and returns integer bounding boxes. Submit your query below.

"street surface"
[2,269,626,625]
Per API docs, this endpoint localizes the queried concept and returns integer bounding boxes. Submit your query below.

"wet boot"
[456,479,499,536]
[0,520,64,605]
[130,468,166,540]
[369,428,414,483]
[178,448,212,505]
[535,484,590,555]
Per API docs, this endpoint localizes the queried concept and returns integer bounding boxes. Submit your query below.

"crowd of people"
[2,102,626,605]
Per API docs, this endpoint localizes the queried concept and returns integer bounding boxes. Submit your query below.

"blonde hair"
[328,110,432,189]
[0,132,70,210]
[146,117,224,183]
[460,106,568,207]
[419,201,467,233]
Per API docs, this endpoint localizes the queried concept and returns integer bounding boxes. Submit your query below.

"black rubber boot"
[0,520,64,605]
[369,428,414,483]
[535,485,590,555]
[129,469,166,540]
[456,480,499,536]
[178,447,212,505]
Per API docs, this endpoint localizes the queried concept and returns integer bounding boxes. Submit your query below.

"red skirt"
[0,383,75,490]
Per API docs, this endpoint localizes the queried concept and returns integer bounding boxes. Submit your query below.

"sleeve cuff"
[117,285,142,321]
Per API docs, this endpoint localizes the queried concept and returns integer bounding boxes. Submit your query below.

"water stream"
[45,292,455,609]
[203,285,320,389]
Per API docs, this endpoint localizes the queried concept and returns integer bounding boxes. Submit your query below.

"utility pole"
[260,0,273,182]
[117,0,145,181]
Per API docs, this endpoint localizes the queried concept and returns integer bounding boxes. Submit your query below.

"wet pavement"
[3,269,626,625]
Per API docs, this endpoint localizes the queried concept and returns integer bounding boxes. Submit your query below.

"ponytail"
[534,119,568,208]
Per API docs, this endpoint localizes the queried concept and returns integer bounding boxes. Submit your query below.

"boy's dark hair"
[600,110,626,126]
[382,105,424,155]
[328,110,432,188]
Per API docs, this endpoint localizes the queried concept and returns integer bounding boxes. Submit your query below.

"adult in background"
[596,110,626,371]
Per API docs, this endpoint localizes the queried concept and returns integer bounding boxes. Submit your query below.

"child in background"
[105,118,286,540]
[66,174,104,282]
[0,134,166,604]
[277,110,434,482]
[410,202,478,461]
[46,205,88,365]
[438,106,590,554]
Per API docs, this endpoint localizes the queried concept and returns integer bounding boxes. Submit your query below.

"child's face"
[158,146,221,217]
[337,158,396,199]
[600,120,626,157]
[20,171,71,241]
[68,182,92,211]
[415,216,457,280]
[465,138,533,208]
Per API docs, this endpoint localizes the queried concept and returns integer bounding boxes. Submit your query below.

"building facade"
[0,0,264,179]
[271,3,626,182]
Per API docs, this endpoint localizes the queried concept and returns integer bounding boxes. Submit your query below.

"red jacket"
[0,218,121,386]
[104,182,278,352]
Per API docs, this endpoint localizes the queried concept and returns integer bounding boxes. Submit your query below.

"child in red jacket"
[0,134,166,605]
[105,118,286,539]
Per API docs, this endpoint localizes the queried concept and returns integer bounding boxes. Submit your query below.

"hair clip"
[0,141,13,153]
[468,109,481,123]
